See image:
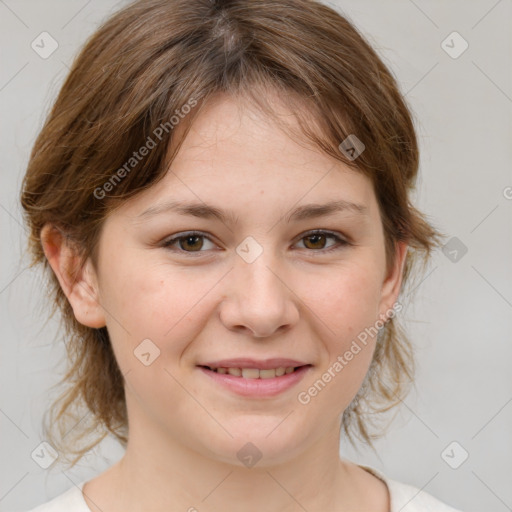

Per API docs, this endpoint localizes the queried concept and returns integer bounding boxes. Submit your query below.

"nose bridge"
[220,245,298,337]
[240,251,282,303]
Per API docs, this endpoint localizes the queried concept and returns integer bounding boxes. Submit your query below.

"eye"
[295,230,349,253]
[162,231,216,254]
[161,229,349,256]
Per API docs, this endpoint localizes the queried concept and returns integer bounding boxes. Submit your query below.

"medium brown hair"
[20,0,444,467]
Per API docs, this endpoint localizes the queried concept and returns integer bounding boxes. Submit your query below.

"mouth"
[196,364,313,397]
[198,365,310,379]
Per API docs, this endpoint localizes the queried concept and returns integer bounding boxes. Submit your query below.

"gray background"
[1,1,511,511]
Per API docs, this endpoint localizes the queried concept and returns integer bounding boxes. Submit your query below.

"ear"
[377,240,408,321]
[40,224,106,328]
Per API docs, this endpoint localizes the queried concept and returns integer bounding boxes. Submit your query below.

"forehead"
[118,93,380,222]
[171,91,328,169]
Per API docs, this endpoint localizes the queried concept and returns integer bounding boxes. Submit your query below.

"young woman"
[21,0,463,510]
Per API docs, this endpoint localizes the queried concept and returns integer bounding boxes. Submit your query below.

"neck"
[103,414,360,511]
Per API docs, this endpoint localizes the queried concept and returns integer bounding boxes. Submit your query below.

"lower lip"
[198,366,311,397]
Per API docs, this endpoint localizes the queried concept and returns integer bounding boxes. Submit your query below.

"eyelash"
[161,229,350,256]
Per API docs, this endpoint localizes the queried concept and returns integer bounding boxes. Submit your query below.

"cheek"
[306,260,383,339]
[98,254,222,364]
[97,259,213,414]
[298,262,383,400]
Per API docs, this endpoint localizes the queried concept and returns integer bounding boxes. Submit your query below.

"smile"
[200,365,303,378]
[197,365,312,397]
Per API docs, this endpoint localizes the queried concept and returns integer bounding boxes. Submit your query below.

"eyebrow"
[136,198,368,224]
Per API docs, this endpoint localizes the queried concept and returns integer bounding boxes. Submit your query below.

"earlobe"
[40,224,106,328]
[378,241,408,321]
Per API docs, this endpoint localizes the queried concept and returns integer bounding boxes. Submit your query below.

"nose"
[219,254,300,338]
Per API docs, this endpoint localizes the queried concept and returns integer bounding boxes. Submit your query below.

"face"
[71,93,406,466]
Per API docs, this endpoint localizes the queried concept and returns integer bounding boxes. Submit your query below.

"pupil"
[307,234,324,249]
[183,235,202,251]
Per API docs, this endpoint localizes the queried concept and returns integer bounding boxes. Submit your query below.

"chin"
[198,417,308,468]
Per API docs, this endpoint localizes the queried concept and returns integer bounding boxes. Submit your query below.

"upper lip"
[198,358,311,370]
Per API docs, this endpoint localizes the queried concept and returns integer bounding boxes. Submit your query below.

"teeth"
[211,366,299,378]
[241,368,260,379]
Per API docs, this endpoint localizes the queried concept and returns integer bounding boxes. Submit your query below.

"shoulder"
[359,465,465,512]
[25,481,90,512]
[385,478,464,512]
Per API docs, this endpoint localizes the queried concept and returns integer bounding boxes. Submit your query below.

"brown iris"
[302,233,328,250]
[179,235,204,251]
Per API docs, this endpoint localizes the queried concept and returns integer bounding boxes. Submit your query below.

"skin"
[42,91,408,512]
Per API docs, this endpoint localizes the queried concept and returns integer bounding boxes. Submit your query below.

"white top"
[25,465,463,511]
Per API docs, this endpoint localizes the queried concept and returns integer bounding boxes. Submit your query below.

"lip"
[198,358,309,370]
[197,364,312,398]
